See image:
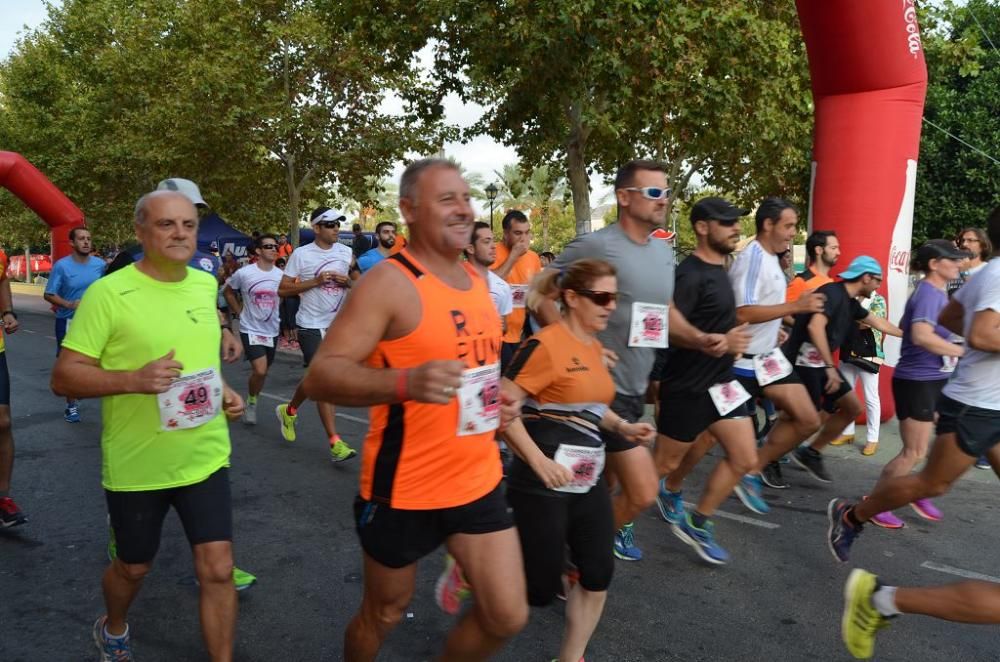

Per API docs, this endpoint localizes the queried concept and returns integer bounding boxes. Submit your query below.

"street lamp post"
[485,183,499,230]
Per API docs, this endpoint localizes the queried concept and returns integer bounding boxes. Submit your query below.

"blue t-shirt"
[894,280,956,381]
[45,255,107,319]
[357,247,386,273]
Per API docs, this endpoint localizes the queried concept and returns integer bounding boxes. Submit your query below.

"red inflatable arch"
[796,1,928,422]
[0,151,86,262]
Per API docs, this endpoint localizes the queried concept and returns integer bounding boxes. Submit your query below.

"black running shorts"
[105,467,233,565]
[601,392,647,453]
[892,377,946,422]
[795,366,853,414]
[0,352,9,406]
[353,482,513,569]
[657,390,749,443]
[935,395,1000,458]
[297,327,323,366]
[239,333,277,366]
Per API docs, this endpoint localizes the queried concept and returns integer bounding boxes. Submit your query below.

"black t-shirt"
[783,281,868,362]
[666,255,737,394]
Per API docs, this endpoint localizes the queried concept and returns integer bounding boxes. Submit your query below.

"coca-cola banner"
[797,0,928,420]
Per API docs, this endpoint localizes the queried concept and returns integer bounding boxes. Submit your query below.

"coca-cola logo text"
[889,245,910,274]
[903,1,922,58]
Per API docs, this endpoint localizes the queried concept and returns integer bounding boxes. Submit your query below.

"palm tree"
[524,164,566,251]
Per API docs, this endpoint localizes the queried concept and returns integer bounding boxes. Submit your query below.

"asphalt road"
[2,295,998,661]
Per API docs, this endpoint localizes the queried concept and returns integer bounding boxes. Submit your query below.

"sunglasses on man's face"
[316,221,341,229]
[574,289,619,306]
[259,244,278,250]
[623,186,671,201]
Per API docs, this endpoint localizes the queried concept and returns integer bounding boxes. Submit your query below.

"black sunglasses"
[574,289,619,306]
[259,243,278,250]
[316,221,341,229]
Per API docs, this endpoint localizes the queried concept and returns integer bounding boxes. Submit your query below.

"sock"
[103,623,129,640]
[247,394,257,405]
[329,435,341,446]
[844,505,863,528]
[871,585,901,617]
[691,511,709,529]
[286,404,297,417]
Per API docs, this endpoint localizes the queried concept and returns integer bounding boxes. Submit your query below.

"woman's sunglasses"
[574,289,619,306]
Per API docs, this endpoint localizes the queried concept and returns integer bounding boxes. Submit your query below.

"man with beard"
[650,197,753,565]
[358,222,398,274]
[787,230,840,304]
[44,227,107,422]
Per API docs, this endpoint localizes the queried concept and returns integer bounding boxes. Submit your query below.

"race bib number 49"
[157,368,223,431]
[457,363,501,436]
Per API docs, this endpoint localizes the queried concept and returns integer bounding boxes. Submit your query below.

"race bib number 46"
[157,368,223,431]
[628,302,668,348]
[457,363,501,436]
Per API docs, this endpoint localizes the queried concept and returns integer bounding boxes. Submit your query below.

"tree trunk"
[285,153,300,247]
[565,99,591,236]
[542,205,550,251]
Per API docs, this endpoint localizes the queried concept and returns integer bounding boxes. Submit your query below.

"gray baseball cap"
[156,178,207,208]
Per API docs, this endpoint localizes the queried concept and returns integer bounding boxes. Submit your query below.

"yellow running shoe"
[830,434,854,446]
[862,442,878,456]
[842,568,892,659]
[276,404,297,442]
[330,437,357,463]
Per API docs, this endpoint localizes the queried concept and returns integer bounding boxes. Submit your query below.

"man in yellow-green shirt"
[52,190,244,662]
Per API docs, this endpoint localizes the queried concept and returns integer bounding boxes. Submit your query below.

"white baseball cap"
[156,178,207,208]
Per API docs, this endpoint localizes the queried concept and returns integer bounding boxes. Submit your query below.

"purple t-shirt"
[894,280,956,381]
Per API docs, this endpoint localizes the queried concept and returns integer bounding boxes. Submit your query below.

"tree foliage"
[914,0,1000,243]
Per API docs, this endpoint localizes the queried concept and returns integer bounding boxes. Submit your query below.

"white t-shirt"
[284,241,354,329]
[226,263,283,338]
[943,258,1000,410]
[487,270,513,317]
[729,240,787,372]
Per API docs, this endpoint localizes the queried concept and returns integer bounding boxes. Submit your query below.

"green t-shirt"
[63,264,230,491]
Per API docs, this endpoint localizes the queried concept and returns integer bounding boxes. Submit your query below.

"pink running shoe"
[434,554,471,615]
[910,498,943,521]
[870,510,905,529]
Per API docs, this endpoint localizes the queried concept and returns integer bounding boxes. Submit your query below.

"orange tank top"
[360,250,503,509]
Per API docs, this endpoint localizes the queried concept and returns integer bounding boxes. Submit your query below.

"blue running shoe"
[613,522,643,561]
[655,479,685,525]
[672,514,729,565]
[828,498,863,563]
[65,402,81,423]
[734,474,770,514]
[93,616,133,661]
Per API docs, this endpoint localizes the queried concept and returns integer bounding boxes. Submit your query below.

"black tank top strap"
[388,251,424,279]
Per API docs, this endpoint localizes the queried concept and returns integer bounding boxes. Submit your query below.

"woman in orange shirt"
[504,258,655,662]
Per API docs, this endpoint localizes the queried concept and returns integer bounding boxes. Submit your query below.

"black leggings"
[506,477,614,606]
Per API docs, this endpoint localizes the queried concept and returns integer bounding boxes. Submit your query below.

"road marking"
[258,391,369,426]
[683,501,780,529]
[920,561,1000,583]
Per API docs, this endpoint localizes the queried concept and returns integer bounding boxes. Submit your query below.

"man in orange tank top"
[304,158,527,662]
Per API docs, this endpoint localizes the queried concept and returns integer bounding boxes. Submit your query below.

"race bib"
[552,444,605,494]
[157,368,223,431]
[628,302,668,348]
[708,379,751,416]
[249,334,274,348]
[795,342,826,368]
[510,284,528,309]
[753,348,793,386]
[457,363,501,436]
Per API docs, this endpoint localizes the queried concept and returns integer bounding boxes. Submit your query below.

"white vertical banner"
[883,159,917,368]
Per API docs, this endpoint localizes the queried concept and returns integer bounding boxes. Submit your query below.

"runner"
[492,210,542,367]
[859,240,967,530]
[783,256,901,483]
[223,234,283,425]
[357,221,397,273]
[302,158,528,661]
[841,568,1000,660]
[650,197,755,564]
[828,220,1000,563]
[656,198,823,521]
[533,159,679,562]
[503,259,655,660]
[52,190,244,661]
[43,226,106,422]
[0,248,24,528]
[276,207,357,463]
[786,230,840,305]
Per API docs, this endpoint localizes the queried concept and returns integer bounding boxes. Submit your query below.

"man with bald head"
[52,190,245,661]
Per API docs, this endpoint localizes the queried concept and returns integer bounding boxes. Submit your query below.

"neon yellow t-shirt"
[62,264,230,491]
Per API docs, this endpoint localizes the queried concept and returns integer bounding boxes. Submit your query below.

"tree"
[913,0,1000,244]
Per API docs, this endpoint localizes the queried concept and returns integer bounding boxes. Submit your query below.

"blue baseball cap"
[837,255,883,280]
